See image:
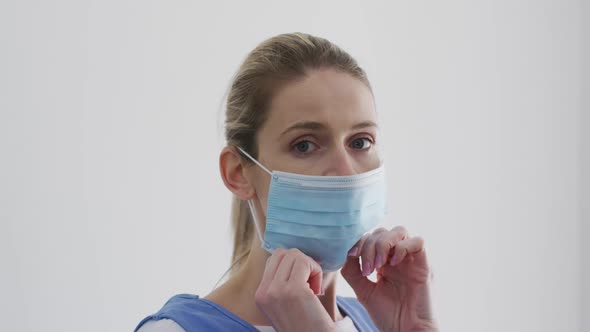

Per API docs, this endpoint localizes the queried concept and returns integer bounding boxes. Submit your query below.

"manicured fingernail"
[390,254,398,266]
[362,260,371,276]
[375,254,383,269]
[348,247,359,257]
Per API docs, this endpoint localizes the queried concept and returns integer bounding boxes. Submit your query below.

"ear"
[219,146,256,200]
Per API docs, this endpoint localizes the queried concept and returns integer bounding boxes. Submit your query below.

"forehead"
[265,68,376,129]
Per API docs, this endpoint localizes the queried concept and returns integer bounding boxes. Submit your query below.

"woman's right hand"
[255,248,335,332]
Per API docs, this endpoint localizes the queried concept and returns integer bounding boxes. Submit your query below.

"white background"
[1,1,588,331]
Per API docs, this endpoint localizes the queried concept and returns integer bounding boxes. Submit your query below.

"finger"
[347,232,371,257]
[390,236,425,267]
[259,248,287,290]
[289,253,323,295]
[341,256,376,305]
[374,226,408,269]
[411,245,432,272]
[359,228,387,276]
[274,249,298,282]
[414,247,435,281]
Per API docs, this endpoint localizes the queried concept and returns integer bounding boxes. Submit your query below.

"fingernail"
[390,254,398,266]
[362,260,370,276]
[348,247,359,257]
[375,254,383,269]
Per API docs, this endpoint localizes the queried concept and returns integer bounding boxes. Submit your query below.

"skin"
[207,68,438,332]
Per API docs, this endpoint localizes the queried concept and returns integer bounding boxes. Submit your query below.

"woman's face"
[246,67,381,212]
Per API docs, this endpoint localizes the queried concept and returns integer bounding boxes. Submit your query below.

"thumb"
[341,256,375,302]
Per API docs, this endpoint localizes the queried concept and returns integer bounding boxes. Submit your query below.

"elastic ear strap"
[247,200,265,244]
[236,147,272,175]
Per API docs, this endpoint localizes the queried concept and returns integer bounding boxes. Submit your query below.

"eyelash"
[290,135,375,156]
[350,136,375,150]
[291,138,319,156]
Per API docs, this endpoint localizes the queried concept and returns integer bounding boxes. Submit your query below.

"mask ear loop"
[210,147,273,291]
[247,200,265,245]
[236,147,272,175]
[235,146,272,245]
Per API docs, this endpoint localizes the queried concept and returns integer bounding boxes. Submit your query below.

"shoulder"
[134,294,258,332]
[337,295,367,313]
[337,296,378,332]
[137,319,185,332]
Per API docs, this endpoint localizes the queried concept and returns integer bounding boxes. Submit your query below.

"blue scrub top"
[135,293,378,332]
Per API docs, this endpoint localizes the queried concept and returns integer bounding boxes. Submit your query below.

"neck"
[205,240,344,326]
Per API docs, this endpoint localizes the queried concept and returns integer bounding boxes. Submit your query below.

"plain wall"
[0,1,584,331]
[582,0,589,330]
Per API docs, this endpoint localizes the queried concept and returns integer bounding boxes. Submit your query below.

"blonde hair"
[223,32,372,275]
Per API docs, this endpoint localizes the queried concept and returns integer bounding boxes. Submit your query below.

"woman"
[135,32,438,332]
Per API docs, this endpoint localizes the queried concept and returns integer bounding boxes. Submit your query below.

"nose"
[323,146,356,176]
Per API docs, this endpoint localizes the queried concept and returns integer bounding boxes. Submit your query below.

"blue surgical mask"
[237,147,388,272]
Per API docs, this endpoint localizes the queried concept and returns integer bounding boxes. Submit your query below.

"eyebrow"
[279,120,378,138]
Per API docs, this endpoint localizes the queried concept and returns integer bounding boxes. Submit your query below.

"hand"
[341,227,438,332]
[255,248,336,332]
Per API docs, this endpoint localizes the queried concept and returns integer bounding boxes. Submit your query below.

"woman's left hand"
[341,226,438,332]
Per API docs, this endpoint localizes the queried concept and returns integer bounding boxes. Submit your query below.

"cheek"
[357,151,382,172]
[371,153,383,168]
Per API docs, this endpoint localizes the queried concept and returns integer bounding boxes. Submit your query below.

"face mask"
[237,147,388,272]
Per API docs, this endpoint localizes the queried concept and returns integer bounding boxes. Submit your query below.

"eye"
[292,140,319,155]
[350,137,373,150]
